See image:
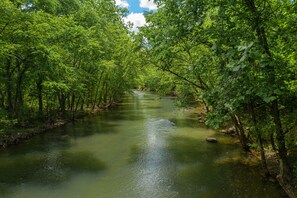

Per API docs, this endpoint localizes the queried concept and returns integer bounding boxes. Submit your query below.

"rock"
[198,116,205,123]
[206,137,218,143]
[220,129,227,133]
[220,127,236,135]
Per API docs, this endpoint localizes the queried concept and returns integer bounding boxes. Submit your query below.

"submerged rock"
[206,137,218,143]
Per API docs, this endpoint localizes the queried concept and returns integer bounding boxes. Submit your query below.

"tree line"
[138,0,297,196]
[0,0,140,130]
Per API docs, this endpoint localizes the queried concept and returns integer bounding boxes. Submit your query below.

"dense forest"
[1,0,297,197]
[0,0,140,131]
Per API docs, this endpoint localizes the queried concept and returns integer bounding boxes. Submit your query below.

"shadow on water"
[63,121,120,138]
[96,111,145,121]
[169,136,222,163]
[127,144,146,164]
[168,135,243,163]
[0,150,106,192]
[167,135,287,198]
[169,117,201,128]
[4,137,71,157]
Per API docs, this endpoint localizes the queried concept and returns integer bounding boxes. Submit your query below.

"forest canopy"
[0,0,141,125]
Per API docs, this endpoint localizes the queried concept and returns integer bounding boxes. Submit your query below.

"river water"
[0,91,286,198]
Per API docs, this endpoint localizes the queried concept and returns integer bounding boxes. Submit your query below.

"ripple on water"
[0,91,287,198]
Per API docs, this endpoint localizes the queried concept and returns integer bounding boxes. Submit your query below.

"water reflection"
[134,118,177,198]
[0,150,106,187]
[167,133,285,198]
[0,91,287,198]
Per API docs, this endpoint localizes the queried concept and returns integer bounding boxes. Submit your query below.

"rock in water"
[206,137,218,143]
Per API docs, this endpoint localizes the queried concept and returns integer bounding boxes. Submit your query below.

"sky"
[115,0,158,32]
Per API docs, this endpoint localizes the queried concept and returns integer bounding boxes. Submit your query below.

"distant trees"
[140,0,297,195]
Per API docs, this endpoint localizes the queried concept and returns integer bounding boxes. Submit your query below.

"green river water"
[0,91,286,198]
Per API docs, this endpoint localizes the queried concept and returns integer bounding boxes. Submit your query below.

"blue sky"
[115,0,158,32]
[125,0,155,13]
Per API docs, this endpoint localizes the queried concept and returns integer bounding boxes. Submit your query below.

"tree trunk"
[70,94,75,112]
[270,133,277,152]
[242,1,295,194]
[14,61,25,113]
[59,93,66,117]
[80,98,84,111]
[250,101,270,176]
[103,81,109,105]
[258,133,270,177]
[92,71,104,109]
[97,80,107,107]
[230,112,250,151]
[6,58,14,113]
[70,94,75,121]
[271,100,292,183]
[75,96,81,112]
[0,90,5,108]
[36,78,43,118]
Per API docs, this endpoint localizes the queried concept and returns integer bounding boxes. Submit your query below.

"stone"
[206,137,218,143]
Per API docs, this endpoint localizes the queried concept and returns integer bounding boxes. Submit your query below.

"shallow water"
[0,91,286,198]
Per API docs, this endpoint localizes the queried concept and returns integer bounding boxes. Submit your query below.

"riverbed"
[0,91,286,197]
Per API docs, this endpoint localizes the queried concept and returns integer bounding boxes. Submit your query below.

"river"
[0,91,286,198]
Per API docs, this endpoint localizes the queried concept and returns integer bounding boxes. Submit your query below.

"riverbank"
[217,126,297,198]
[0,102,119,149]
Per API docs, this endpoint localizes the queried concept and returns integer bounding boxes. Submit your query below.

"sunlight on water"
[0,91,286,198]
[134,118,176,197]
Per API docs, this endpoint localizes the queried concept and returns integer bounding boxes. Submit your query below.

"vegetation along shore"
[1,0,297,197]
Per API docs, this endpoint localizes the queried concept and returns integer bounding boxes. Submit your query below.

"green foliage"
[0,0,140,127]
[139,0,297,181]
[0,111,17,133]
[136,66,175,95]
[175,84,197,107]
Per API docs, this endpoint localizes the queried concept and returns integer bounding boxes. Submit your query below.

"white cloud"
[123,13,146,32]
[115,0,129,8]
[139,0,157,10]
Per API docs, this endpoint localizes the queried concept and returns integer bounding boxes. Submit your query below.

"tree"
[0,0,140,125]
[140,0,297,195]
